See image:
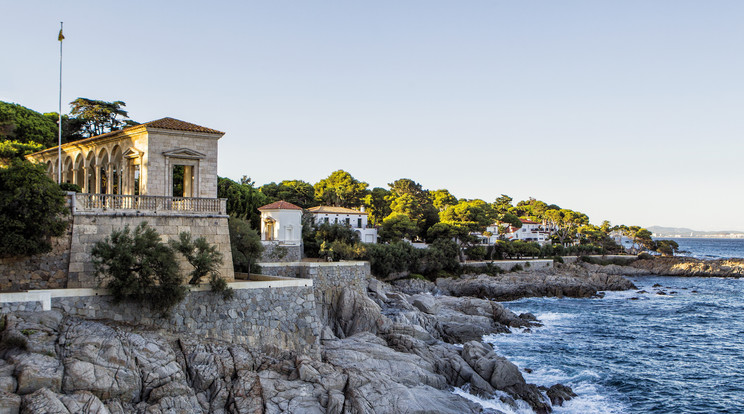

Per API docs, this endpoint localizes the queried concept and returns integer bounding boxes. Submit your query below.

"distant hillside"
[648,226,744,238]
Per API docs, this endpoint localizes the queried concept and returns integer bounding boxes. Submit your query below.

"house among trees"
[307,206,378,243]
[487,218,551,245]
[25,117,223,199]
[258,201,303,244]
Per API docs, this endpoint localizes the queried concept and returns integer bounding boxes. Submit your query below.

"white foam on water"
[452,387,535,414]
[551,382,628,414]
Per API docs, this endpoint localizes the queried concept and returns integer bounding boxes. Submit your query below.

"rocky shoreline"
[629,256,744,277]
[0,264,636,414]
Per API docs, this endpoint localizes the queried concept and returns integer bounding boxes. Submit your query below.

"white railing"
[73,193,227,215]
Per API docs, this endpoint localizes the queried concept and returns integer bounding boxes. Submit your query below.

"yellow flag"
[58,28,64,41]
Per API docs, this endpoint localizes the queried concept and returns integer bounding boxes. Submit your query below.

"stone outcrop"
[0,262,613,413]
[630,257,744,277]
[437,264,637,301]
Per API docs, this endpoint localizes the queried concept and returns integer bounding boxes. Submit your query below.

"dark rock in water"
[519,312,538,322]
[546,383,577,406]
[636,290,648,294]
[524,368,533,374]
[656,291,667,295]
[692,290,698,293]
[630,297,639,300]
[670,291,677,295]
[653,283,663,288]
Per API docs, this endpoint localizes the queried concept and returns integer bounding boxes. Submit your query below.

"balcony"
[71,193,227,216]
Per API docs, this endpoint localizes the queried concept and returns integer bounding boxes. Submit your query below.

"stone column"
[106,164,113,194]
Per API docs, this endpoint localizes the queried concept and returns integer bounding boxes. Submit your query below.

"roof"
[144,117,224,135]
[258,200,303,211]
[520,219,540,224]
[26,117,224,157]
[307,206,367,215]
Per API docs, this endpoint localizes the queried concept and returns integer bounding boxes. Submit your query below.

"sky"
[2,1,744,232]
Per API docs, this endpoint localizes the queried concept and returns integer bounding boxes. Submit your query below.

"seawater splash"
[453,386,536,414]
[467,276,744,414]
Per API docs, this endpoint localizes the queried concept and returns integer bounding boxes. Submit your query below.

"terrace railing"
[73,193,227,216]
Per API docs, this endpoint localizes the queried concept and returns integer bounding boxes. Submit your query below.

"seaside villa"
[307,206,378,243]
[23,117,234,288]
[487,218,551,245]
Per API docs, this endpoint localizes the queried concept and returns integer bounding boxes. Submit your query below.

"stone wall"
[68,213,234,288]
[0,283,320,356]
[257,261,370,325]
[259,242,302,263]
[0,218,73,292]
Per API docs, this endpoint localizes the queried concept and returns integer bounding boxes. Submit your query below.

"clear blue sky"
[3,1,743,231]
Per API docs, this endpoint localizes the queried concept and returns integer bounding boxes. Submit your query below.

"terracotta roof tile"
[307,206,367,215]
[258,200,303,211]
[144,117,224,135]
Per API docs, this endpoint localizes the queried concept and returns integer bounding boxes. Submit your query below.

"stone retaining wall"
[257,261,370,324]
[259,243,302,263]
[0,218,73,291]
[68,214,234,288]
[0,282,320,355]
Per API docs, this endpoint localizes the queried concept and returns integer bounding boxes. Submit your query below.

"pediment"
[162,148,206,159]
[122,147,143,159]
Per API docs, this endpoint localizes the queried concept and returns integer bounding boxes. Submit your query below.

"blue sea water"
[456,239,744,413]
[473,277,744,413]
[664,238,744,260]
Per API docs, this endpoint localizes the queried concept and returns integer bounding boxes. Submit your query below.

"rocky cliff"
[0,264,639,413]
[629,257,744,277]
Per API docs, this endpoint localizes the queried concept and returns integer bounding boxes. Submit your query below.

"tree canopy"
[0,160,68,257]
[69,98,136,138]
[314,170,369,207]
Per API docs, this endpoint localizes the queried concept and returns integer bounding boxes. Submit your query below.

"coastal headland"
[0,260,644,414]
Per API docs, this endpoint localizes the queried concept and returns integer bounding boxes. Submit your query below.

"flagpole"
[57,21,63,184]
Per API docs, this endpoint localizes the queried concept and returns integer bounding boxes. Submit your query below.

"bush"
[365,241,416,278]
[170,232,223,285]
[0,160,68,258]
[59,182,81,193]
[228,217,263,273]
[209,274,234,300]
[92,222,187,315]
[637,252,654,260]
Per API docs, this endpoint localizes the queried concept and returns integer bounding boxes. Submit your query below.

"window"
[358,218,362,228]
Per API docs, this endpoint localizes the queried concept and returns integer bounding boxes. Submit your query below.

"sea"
[457,239,744,413]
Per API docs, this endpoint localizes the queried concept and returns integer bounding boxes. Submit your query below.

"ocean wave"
[452,387,536,414]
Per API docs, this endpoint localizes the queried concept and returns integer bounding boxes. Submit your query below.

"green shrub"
[170,232,223,285]
[92,222,187,315]
[0,160,68,258]
[228,217,263,273]
[553,256,564,264]
[510,264,524,272]
[638,252,654,260]
[209,273,234,300]
[59,182,81,193]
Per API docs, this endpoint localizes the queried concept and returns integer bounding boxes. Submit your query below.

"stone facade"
[0,218,72,292]
[257,261,370,324]
[68,214,234,288]
[26,118,224,198]
[0,284,320,355]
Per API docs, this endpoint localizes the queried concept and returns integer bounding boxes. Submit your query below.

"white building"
[258,201,303,245]
[307,206,378,244]
[487,219,550,244]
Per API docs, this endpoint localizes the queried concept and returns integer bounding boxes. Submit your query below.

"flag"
[58,28,64,41]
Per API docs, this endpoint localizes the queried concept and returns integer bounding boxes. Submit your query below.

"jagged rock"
[20,388,69,414]
[333,288,391,338]
[59,320,141,401]
[0,361,17,394]
[546,383,577,406]
[438,265,636,301]
[3,312,62,358]
[410,294,439,315]
[461,342,550,413]
[0,390,21,414]
[226,371,263,414]
[13,354,63,395]
[392,278,438,295]
[179,341,235,413]
[58,391,109,413]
